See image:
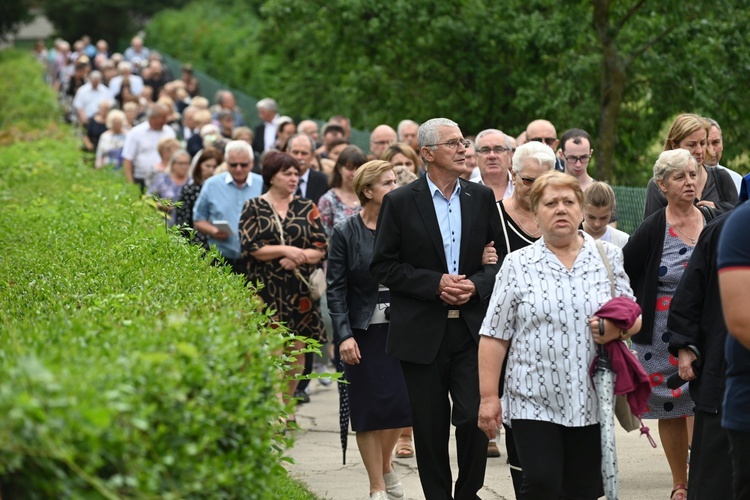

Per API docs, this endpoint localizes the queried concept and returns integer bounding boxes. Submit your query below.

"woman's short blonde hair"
[529,171,584,213]
[105,109,126,129]
[157,137,180,157]
[584,181,617,210]
[653,149,696,183]
[663,114,710,151]
[353,160,394,206]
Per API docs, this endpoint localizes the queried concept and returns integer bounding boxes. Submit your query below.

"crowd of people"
[34,34,750,500]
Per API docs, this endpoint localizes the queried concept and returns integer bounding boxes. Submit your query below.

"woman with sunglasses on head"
[490,140,556,497]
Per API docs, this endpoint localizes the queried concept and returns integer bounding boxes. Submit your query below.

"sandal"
[394,437,414,458]
[670,483,687,500]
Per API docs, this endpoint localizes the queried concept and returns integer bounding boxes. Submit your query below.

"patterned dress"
[639,223,696,418]
[239,197,328,341]
[174,181,208,249]
[317,189,361,237]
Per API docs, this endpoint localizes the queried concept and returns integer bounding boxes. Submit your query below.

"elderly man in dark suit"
[285,133,329,205]
[371,118,504,500]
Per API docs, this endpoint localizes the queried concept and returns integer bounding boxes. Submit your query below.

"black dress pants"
[400,318,487,500]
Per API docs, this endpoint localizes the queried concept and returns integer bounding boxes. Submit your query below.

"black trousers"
[511,419,602,500]
[687,409,732,500]
[728,428,750,500]
[400,319,487,500]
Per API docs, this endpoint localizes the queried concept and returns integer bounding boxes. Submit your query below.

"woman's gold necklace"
[511,198,541,236]
[668,208,701,244]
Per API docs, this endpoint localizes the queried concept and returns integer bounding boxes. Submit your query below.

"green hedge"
[0,52,303,498]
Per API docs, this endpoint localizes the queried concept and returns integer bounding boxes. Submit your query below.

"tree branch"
[616,0,647,32]
[625,25,677,66]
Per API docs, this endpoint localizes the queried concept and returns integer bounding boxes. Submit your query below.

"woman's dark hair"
[330,145,367,188]
[192,147,223,185]
[262,151,300,188]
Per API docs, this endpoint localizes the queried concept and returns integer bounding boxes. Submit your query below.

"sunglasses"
[228,162,250,168]
[514,171,537,186]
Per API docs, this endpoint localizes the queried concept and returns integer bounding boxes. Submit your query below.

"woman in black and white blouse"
[478,171,641,499]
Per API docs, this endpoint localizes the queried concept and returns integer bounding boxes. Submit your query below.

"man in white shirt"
[107,61,144,98]
[253,97,279,155]
[121,104,176,193]
[472,129,514,201]
[72,71,111,125]
[705,118,743,194]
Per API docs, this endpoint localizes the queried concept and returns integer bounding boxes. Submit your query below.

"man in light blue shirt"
[193,140,262,274]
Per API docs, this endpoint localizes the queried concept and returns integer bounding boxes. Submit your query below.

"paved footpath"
[286,381,676,499]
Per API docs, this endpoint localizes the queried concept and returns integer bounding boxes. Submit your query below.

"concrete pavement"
[286,381,676,499]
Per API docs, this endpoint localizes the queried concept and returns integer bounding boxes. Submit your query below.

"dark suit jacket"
[302,170,330,205]
[370,176,504,364]
[252,123,266,157]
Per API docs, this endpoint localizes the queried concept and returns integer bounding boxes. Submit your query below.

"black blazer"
[370,176,504,364]
[667,212,730,413]
[302,170,330,206]
[252,123,266,157]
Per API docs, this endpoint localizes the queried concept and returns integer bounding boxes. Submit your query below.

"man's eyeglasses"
[426,138,471,150]
[514,171,537,187]
[564,154,591,164]
[478,146,509,156]
[528,137,557,146]
[228,161,250,168]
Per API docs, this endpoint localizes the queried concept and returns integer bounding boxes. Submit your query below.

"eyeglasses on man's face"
[228,161,251,168]
[426,138,471,150]
[564,154,591,164]
[477,146,509,156]
[528,137,557,146]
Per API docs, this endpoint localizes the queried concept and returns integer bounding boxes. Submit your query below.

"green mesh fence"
[160,53,647,234]
[613,186,646,235]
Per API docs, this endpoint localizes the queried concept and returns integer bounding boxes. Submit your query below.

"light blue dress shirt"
[193,171,263,259]
[425,174,462,274]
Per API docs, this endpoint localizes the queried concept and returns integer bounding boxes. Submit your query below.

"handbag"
[269,201,327,301]
[595,240,650,433]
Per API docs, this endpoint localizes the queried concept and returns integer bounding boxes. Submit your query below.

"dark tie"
[296,178,305,197]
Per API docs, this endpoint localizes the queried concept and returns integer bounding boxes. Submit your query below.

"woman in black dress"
[494,140,556,496]
[174,147,222,248]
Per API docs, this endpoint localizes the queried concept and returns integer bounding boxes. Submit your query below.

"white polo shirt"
[72,82,112,119]
[121,121,176,181]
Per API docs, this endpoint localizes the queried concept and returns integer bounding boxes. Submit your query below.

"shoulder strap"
[268,201,287,245]
[595,240,616,298]
[496,202,512,256]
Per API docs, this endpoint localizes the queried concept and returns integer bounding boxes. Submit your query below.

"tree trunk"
[593,0,627,183]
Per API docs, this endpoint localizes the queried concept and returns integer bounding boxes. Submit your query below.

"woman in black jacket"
[326,160,410,500]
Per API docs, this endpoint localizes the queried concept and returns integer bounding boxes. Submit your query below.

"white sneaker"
[383,471,404,500]
[370,491,388,500]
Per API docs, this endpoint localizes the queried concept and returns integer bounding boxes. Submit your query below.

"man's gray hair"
[704,117,721,132]
[475,129,511,150]
[285,133,315,152]
[146,103,169,118]
[512,141,556,173]
[256,97,278,112]
[397,119,419,136]
[89,70,103,81]
[418,118,458,150]
[225,140,253,161]
[117,61,132,73]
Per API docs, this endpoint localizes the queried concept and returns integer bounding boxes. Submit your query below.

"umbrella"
[592,344,619,500]
[335,346,349,464]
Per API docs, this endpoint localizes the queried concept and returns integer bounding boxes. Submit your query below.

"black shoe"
[294,389,310,404]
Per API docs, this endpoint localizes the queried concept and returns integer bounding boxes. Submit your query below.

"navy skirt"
[344,323,412,432]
